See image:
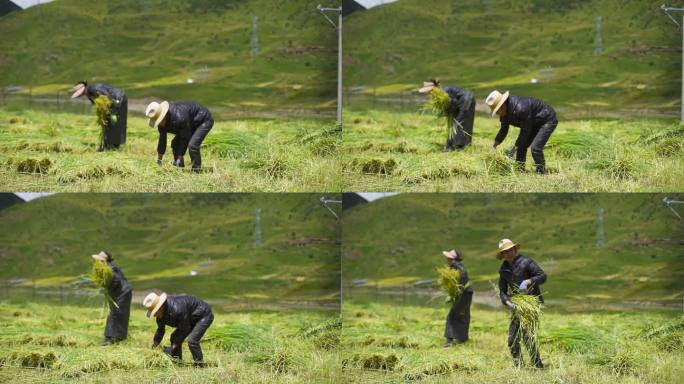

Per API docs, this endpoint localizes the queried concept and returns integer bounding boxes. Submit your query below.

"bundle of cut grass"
[91,260,117,309]
[483,151,517,175]
[203,131,254,158]
[437,266,468,303]
[344,353,399,371]
[206,323,266,352]
[540,325,603,352]
[93,95,112,146]
[422,87,451,117]
[547,131,606,159]
[510,293,542,337]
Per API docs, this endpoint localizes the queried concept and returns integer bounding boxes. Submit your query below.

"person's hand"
[519,279,531,290]
[505,148,515,158]
[506,301,516,312]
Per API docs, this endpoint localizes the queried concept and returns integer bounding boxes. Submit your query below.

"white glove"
[519,280,530,290]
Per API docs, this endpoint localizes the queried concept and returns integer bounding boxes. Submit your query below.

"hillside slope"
[0,0,338,116]
[341,193,684,305]
[0,193,341,304]
[344,0,681,114]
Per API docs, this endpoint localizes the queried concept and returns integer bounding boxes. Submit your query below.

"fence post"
[32,279,36,301]
[59,285,63,305]
[28,86,32,109]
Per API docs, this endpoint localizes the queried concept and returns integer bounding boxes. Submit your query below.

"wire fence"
[0,281,103,308]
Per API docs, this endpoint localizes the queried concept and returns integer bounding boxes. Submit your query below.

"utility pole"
[250,16,259,57]
[317,4,343,128]
[255,208,262,247]
[594,16,602,56]
[660,4,684,122]
[596,208,605,248]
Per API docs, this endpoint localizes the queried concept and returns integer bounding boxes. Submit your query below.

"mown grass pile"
[93,96,112,147]
[510,293,543,338]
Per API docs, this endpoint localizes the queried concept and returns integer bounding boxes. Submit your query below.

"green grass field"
[344,0,680,113]
[342,109,684,192]
[0,302,341,383]
[0,193,341,304]
[342,193,684,306]
[0,0,337,116]
[0,108,341,192]
[342,301,683,384]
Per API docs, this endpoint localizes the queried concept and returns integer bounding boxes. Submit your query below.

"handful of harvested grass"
[93,95,112,146]
[510,293,542,336]
[437,266,468,304]
[91,260,117,309]
[422,87,451,116]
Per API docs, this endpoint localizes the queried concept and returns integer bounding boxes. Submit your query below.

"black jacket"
[498,254,546,304]
[494,95,556,147]
[107,262,132,298]
[85,83,126,105]
[157,102,212,156]
[450,261,473,293]
[154,295,213,345]
[443,86,474,122]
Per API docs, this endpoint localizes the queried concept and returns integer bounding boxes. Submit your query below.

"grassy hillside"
[342,109,684,192]
[0,302,341,383]
[0,193,341,305]
[0,108,342,192]
[341,193,684,306]
[0,0,337,117]
[344,0,681,114]
[342,302,683,383]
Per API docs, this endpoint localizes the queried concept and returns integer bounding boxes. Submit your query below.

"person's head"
[418,78,440,94]
[442,249,463,263]
[485,90,509,117]
[91,251,113,262]
[496,238,519,261]
[142,292,167,319]
[70,81,88,99]
[145,101,170,129]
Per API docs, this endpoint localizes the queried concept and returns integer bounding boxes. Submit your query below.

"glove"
[506,302,516,312]
[519,280,530,290]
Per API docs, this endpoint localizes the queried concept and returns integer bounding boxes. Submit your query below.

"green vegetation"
[436,265,466,303]
[345,0,680,113]
[0,108,342,191]
[0,302,341,383]
[342,302,683,383]
[0,0,336,116]
[0,193,340,305]
[342,193,684,307]
[342,109,684,191]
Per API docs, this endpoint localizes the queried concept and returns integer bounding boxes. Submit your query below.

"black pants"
[507,315,542,367]
[188,117,214,170]
[104,290,131,341]
[102,96,127,149]
[444,290,472,341]
[447,97,475,149]
[515,118,557,173]
[167,313,214,362]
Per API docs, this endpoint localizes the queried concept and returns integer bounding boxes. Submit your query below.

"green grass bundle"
[547,131,606,159]
[91,260,117,309]
[422,87,451,116]
[510,293,542,337]
[93,96,112,146]
[483,151,517,175]
[540,326,604,352]
[206,323,266,352]
[437,266,468,303]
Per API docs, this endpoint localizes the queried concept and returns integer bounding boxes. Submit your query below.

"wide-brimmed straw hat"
[496,238,519,259]
[70,82,87,99]
[485,90,509,117]
[419,80,438,94]
[145,101,169,129]
[142,292,167,318]
[91,251,108,262]
[442,249,463,260]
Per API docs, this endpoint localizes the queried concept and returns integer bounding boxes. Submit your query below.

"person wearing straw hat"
[496,239,547,368]
[143,292,214,366]
[145,101,214,172]
[485,90,558,174]
[441,249,473,347]
[91,251,132,346]
[70,81,128,150]
[419,79,476,151]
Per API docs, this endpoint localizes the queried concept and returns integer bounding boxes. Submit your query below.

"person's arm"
[152,318,165,348]
[499,273,510,305]
[458,265,469,287]
[493,119,509,148]
[526,259,547,286]
[157,128,167,164]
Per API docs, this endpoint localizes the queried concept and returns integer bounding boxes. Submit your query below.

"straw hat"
[442,249,462,260]
[91,251,109,262]
[70,82,87,99]
[142,292,167,318]
[485,90,509,117]
[145,101,170,129]
[419,79,441,94]
[496,238,519,259]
